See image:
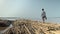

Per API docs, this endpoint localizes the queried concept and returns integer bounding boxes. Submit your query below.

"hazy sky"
[0,0,60,19]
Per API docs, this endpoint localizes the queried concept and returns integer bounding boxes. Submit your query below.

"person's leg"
[42,17,45,23]
[43,16,47,23]
[45,16,47,20]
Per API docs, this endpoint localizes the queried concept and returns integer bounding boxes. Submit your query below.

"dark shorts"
[42,16,47,19]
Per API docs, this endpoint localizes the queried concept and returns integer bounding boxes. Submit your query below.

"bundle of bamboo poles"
[3,19,60,34]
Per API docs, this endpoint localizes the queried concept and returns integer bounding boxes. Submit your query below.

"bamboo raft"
[3,19,60,34]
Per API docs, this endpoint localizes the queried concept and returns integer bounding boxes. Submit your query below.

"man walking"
[41,8,47,23]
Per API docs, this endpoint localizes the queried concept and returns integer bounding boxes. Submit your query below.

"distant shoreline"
[0,17,60,23]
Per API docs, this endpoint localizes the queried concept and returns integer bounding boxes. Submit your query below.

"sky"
[0,0,60,19]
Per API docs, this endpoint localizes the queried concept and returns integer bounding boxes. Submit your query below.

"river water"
[0,17,60,23]
[31,17,60,24]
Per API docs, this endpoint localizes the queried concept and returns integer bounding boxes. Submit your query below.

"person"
[41,8,47,23]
